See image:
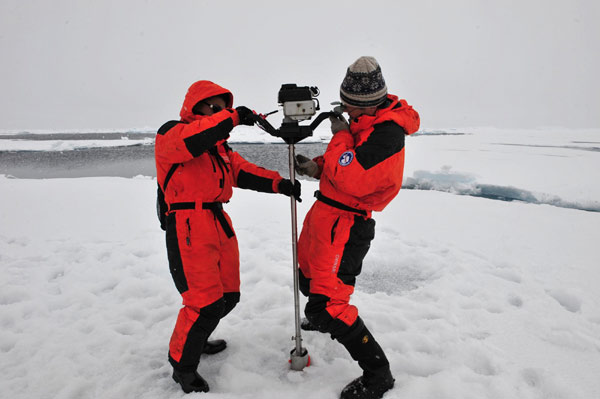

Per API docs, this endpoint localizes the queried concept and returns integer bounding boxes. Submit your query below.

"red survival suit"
[155,80,285,371]
[298,95,420,340]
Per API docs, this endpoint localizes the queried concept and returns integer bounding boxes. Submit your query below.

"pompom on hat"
[340,56,388,108]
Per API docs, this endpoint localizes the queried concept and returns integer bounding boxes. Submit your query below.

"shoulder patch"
[338,151,354,166]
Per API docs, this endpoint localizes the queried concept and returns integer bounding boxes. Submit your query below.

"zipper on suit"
[186,218,191,246]
[331,217,340,244]
[210,148,227,191]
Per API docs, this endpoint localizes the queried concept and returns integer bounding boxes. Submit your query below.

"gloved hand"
[236,106,256,126]
[295,154,319,178]
[278,179,302,202]
[329,115,349,134]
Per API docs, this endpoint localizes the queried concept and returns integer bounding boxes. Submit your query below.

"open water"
[3,133,598,212]
[0,133,327,179]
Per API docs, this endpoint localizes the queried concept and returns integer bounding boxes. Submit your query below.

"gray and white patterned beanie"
[340,56,388,107]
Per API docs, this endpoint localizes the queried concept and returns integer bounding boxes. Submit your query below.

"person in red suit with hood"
[155,80,300,393]
[295,57,420,399]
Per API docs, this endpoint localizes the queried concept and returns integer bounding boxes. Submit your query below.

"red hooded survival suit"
[155,80,286,370]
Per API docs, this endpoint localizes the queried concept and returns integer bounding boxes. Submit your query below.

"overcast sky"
[1,0,598,131]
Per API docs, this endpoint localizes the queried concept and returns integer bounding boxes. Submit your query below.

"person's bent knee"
[199,297,226,320]
[305,294,362,339]
[304,294,339,334]
[299,270,310,297]
[222,292,240,317]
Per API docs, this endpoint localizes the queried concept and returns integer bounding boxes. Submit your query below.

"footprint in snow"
[546,289,581,313]
[488,268,522,284]
[507,294,523,308]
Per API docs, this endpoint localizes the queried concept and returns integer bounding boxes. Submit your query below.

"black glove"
[236,106,256,126]
[278,179,302,202]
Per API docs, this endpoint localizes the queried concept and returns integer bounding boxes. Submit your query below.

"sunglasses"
[193,101,224,115]
[202,102,223,113]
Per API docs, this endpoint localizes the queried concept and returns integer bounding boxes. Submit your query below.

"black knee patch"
[304,294,328,327]
[222,292,240,317]
[299,270,310,297]
[199,297,226,320]
[304,294,355,338]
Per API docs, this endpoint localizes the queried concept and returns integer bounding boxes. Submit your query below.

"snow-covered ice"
[1,128,599,399]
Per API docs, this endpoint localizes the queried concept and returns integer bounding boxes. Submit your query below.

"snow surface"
[1,129,599,399]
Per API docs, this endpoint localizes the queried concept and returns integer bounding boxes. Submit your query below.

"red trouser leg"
[166,209,240,370]
[299,203,391,382]
[298,202,375,339]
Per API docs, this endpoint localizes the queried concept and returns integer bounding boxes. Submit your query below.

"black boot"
[172,369,209,393]
[202,339,227,355]
[340,368,394,399]
[338,319,395,399]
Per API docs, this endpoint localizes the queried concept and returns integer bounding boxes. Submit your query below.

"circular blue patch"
[338,151,354,166]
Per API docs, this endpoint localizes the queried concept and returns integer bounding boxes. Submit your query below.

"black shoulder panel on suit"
[355,121,406,170]
[157,120,183,135]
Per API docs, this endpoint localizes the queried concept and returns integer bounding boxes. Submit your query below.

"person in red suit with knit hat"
[155,80,301,393]
[295,56,420,399]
